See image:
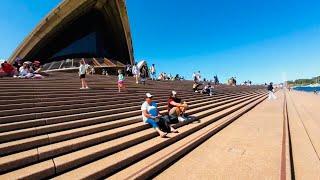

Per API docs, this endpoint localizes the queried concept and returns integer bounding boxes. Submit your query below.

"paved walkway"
[285,90,320,179]
[156,92,286,179]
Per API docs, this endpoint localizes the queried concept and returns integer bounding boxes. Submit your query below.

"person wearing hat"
[168,91,188,122]
[19,62,34,78]
[32,61,41,73]
[141,93,168,137]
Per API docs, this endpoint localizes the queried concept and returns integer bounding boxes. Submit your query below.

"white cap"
[172,91,177,95]
[146,93,153,98]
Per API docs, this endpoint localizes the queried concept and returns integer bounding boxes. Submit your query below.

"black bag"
[168,115,179,124]
[157,117,171,133]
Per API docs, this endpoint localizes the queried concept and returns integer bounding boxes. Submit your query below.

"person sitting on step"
[167,91,188,122]
[141,93,177,138]
[141,93,164,137]
[201,83,214,96]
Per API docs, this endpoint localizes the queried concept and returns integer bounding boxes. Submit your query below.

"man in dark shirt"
[267,82,277,100]
[168,91,188,122]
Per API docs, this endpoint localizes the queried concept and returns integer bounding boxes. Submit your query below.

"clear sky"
[1,0,320,84]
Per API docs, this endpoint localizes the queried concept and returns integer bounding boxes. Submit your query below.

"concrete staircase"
[0,73,267,179]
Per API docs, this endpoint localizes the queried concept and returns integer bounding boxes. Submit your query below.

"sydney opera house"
[8,0,134,72]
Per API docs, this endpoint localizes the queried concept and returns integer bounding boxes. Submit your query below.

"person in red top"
[168,91,188,122]
[1,61,15,77]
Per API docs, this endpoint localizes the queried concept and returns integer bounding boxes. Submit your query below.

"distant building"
[8,0,134,72]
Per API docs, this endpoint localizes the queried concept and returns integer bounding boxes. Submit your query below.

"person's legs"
[84,78,89,88]
[268,91,272,100]
[170,107,186,122]
[170,124,178,133]
[80,78,84,88]
[122,83,126,91]
[174,107,181,116]
[194,84,200,92]
[180,103,188,113]
[118,82,125,92]
[169,107,179,117]
[209,88,213,96]
[146,119,167,137]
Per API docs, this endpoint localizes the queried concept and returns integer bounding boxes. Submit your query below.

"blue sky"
[1,0,320,83]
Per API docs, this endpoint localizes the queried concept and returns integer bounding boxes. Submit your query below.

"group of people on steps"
[79,60,155,91]
[141,91,189,138]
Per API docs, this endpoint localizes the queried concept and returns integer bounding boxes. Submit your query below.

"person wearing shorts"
[79,60,89,89]
[141,93,168,137]
[168,91,188,122]
[132,62,139,84]
[140,65,147,85]
[117,69,126,92]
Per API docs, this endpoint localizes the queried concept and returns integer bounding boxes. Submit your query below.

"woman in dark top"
[167,91,188,122]
[140,65,147,85]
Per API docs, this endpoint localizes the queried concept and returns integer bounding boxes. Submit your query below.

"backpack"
[168,115,179,124]
[157,116,171,133]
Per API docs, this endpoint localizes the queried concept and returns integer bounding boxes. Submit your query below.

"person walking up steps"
[79,60,89,89]
[267,82,276,100]
[117,69,126,92]
[132,62,139,84]
[140,65,147,85]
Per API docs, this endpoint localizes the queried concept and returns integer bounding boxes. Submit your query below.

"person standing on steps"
[79,59,89,89]
[117,69,126,92]
[193,71,201,93]
[267,82,276,100]
[132,62,139,84]
[140,65,147,85]
[141,93,168,138]
[125,63,132,77]
[150,64,156,80]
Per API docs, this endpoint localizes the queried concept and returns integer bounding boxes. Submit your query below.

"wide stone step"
[51,94,265,179]
[0,91,257,145]
[0,91,197,121]
[0,89,198,111]
[0,91,260,157]
[109,95,267,180]
[0,92,265,178]
[0,92,221,133]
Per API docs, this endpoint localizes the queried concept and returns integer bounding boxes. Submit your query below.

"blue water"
[293,86,320,92]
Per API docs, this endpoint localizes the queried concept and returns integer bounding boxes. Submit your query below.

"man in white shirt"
[150,64,156,80]
[141,93,167,137]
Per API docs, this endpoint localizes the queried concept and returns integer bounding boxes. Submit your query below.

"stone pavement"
[156,91,289,180]
[157,90,320,180]
[285,90,320,179]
